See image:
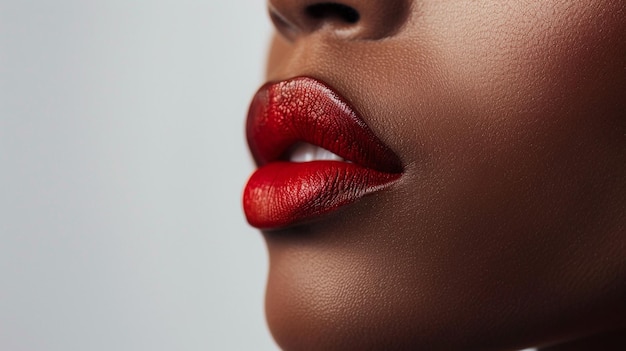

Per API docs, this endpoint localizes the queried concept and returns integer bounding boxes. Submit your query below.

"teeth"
[289,142,345,162]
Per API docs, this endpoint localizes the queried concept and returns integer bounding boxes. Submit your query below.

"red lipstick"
[243,77,403,229]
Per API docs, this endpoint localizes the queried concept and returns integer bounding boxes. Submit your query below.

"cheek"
[369,0,626,339]
[425,1,626,121]
[396,1,626,258]
[420,0,626,214]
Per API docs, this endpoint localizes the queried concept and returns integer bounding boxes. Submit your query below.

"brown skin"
[259,1,626,350]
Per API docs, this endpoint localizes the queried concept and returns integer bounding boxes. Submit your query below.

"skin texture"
[255,0,626,349]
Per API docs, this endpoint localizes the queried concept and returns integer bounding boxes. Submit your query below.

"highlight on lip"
[243,77,403,230]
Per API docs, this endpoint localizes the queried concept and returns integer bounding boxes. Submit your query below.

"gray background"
[0,1,276,350]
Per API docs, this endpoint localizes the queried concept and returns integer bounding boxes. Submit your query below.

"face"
[244,1,626,349]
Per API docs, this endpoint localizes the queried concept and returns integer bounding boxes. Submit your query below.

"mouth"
[243,76,403,230]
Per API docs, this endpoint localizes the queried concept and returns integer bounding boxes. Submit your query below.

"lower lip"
[243,160,400,229]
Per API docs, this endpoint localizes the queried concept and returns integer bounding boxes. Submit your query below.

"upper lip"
[246,76,403,173]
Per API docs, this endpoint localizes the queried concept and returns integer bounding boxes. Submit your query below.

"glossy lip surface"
[243,76,403,230]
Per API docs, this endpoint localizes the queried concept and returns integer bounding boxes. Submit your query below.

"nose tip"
[268,0,411,41]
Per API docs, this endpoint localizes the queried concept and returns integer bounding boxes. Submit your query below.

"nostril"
[305,3,360,24]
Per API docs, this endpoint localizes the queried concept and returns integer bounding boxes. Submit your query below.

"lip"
[243,76,403,230]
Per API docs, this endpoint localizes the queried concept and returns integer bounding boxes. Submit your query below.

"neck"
[539,329,626,351]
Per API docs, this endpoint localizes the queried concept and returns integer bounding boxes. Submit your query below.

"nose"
[268,0,411,41]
